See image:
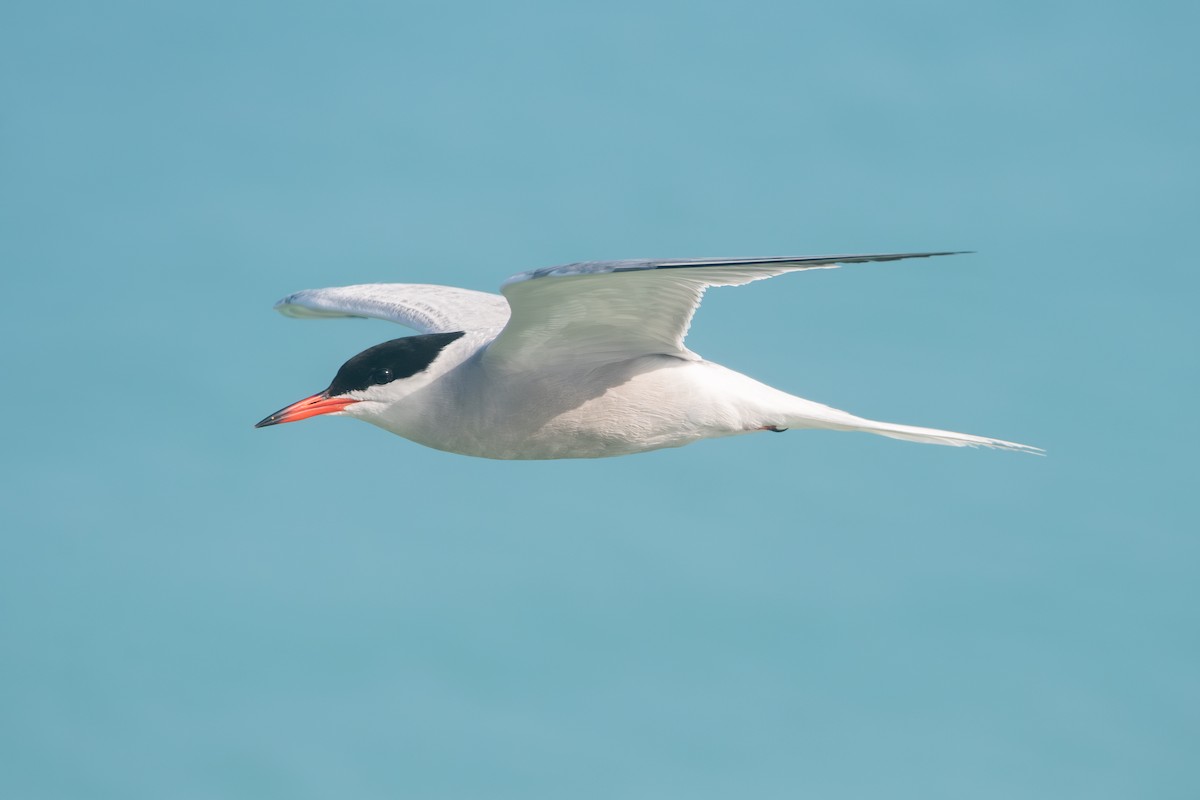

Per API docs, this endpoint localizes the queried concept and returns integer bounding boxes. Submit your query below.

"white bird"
[256,252,1040,459]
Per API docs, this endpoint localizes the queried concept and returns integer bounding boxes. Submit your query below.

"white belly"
[380,356,790,460]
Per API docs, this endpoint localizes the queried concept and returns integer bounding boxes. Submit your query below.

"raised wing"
[484,252,964,368]
[274,283,511,334]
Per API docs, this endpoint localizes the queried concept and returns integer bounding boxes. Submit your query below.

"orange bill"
[255,392,359,428]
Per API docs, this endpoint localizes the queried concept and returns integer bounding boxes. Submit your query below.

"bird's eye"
[371,367,394,385]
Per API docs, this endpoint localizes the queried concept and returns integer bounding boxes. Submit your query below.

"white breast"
[376,355,780,460]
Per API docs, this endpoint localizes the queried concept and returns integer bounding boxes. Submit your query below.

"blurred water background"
[1,1,1196,798]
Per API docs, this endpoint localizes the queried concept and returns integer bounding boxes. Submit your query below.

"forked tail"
[778,397,1042,454]
[841,417,1043,454]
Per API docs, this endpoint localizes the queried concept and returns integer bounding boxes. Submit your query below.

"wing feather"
[274,283,510,334]
[485,252,964,368]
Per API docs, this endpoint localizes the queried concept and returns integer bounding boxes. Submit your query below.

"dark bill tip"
[254,392,358,428]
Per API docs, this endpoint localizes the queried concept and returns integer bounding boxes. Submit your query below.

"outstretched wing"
[273,283,511,334]
[484,252,964,368]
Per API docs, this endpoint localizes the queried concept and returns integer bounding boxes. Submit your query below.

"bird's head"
[255,331,466,429]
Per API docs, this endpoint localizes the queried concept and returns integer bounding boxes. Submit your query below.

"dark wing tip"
[651,250,975,268]
[847,250,973,263]
[503,250,976,286]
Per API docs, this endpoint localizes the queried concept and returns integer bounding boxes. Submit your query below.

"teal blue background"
[2,1,1196,798]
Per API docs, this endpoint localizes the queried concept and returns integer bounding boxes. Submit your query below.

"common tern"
[256,252,1039,459]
